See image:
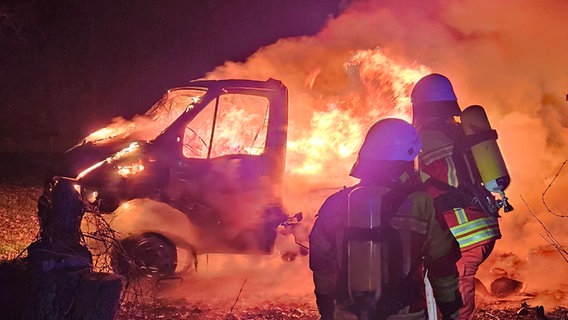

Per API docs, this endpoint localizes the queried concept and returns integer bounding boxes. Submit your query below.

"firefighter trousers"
[456,240,496,320]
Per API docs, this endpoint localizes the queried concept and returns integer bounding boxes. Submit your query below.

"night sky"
[1,0,344,152]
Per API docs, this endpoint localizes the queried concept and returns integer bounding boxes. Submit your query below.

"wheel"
[111,233,177,279]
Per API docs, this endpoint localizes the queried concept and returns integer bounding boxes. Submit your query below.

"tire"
[111,233,177,279]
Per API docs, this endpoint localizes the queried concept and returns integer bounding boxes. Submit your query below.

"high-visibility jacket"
[309,172,462,318]
[418,122,501,250]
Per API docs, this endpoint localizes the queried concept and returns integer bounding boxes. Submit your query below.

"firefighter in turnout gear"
[411,73,504,320]
[309,118,463,320]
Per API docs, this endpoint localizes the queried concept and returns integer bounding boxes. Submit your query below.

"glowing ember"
[116,160,145,178]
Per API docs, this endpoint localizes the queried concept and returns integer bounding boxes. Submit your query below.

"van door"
[168,92,279,253]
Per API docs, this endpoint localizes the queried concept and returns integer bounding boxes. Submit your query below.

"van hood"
[51,138,149,179]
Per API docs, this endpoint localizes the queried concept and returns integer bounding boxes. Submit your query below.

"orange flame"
[286,49,429,186]
[75,0,568,307]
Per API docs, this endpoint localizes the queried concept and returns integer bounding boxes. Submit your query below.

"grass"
[0,184,41,259]
[0,153,46,260]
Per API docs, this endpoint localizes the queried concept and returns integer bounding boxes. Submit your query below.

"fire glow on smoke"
[89,0,568,308]
[203,1,568,307]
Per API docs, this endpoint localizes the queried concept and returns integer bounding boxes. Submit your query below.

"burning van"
[38,78,299,278]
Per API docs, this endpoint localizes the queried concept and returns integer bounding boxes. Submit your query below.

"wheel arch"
[105,198,200,274]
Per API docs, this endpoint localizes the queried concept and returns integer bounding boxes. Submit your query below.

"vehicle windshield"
[82,88,207,144]
[145,88,206,123]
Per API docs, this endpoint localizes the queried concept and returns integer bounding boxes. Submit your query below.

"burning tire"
[111,232,177,279]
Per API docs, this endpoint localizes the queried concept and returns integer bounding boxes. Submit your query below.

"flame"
[195,0,568,307]
[83,89,205,144]
[111,142,141,160]
[76,142,142,179]
[345,49,430,117]
[286,49,428,180]
[287,107,362,176]
[81,49,430,217]
[116,160,145,178]
[80,0,568,307]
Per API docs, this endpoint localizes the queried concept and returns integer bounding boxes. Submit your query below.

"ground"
[0,154,567,319]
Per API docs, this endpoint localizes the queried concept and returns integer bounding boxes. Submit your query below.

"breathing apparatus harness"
[421,117,510,216]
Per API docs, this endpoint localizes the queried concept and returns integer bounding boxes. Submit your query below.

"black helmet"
[411,73,461,119]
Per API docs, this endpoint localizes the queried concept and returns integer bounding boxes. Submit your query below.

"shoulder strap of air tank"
[343,183,421,242]
[423,120,480,186]
[423,125,481,212]
[374,183,429,317]
[380,182,424,223]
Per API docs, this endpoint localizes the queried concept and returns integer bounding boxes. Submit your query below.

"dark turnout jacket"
[309,173,462,319]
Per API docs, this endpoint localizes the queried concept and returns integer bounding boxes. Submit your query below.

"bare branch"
[81,207,162,318]
[521,195,568,264]
[541,159,568,217]
[226,279,247,319]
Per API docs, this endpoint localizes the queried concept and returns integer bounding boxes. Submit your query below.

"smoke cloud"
[183,0,568,307]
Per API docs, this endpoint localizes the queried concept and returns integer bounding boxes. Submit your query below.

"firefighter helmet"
[350,118,421,178]
[411,73,461,119]
[360,118,421,161]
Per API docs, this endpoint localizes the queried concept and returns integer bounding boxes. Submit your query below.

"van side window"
[183,94,269,159]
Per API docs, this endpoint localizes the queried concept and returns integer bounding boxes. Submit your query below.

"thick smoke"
[185,0,568,307]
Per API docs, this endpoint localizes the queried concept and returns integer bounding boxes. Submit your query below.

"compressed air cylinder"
[461,105,510,193]
[346,186,384,294]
